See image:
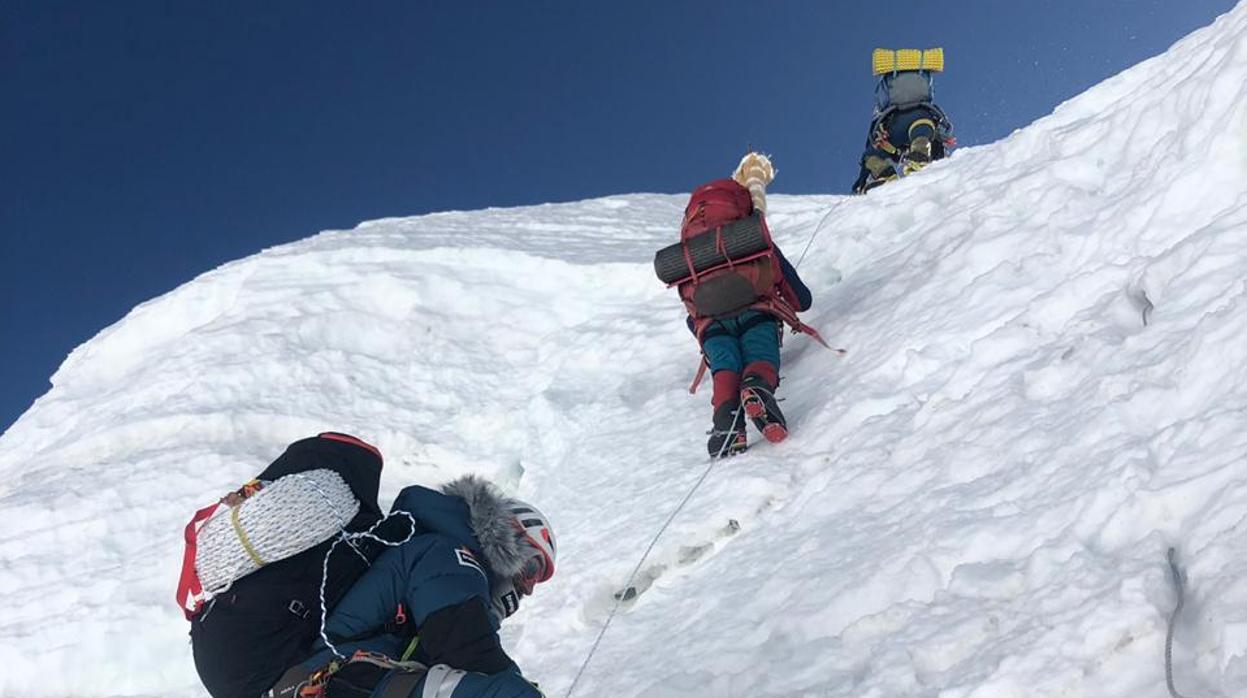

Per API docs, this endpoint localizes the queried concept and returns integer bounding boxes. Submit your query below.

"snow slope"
[3,5,1247,697]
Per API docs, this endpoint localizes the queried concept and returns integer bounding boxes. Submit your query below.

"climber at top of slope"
[852,47,956,194]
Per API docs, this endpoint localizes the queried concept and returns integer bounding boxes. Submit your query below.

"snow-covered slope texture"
[3,5,1247,698]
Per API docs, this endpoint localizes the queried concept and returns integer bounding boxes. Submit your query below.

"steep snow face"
[3,5,1247,698]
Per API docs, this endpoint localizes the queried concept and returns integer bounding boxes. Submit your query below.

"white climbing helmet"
[510,499,556,593]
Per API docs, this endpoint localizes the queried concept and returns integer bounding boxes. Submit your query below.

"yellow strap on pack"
[400,635,420,662]
[872,48,944,76]
[230,505,267,567]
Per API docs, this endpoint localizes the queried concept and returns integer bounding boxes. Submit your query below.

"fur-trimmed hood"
[441,475,530,578]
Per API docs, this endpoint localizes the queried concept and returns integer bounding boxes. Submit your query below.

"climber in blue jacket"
[274,475,557,698]
[852,67,954,193]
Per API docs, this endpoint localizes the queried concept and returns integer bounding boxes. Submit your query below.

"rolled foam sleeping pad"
[654,212,769,285]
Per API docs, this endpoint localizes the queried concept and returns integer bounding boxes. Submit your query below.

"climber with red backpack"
[654,153,819,457]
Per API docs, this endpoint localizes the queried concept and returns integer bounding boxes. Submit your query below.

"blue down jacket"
[287,476,542,698]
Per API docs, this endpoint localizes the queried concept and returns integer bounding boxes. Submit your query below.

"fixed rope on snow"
[792,197,850,358]
[563,402,745,698]
[1165,546,1195,698]
[794,196,851,270]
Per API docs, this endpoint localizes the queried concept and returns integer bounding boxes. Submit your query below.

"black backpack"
[188,433,401,698]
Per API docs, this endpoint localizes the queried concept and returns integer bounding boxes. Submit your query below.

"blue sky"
[0,0,1237,433]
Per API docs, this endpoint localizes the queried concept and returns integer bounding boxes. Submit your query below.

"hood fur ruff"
[442,475,529,578]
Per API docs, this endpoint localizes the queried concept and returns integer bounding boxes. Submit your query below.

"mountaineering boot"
[862,154,897,192]
[903,136,932,175]
[707,399,748,458]
[732,151,775,215]
[740,373,787,443]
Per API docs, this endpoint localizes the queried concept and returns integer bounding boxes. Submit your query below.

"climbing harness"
[274,649,428,698]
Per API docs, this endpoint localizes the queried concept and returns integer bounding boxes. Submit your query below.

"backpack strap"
[687,315,718,394]
[759,298,831,349]
[177,501,224,619]
[421,665,467,698]
[230,504,267,567]
[379,670,426,698]
[688,356,709,394]
[870,102,954,156]
[342,651,427,698]
[316,432,383,461]
[681,238,701,285]
[688,303,834,394]
[870,109,902,156]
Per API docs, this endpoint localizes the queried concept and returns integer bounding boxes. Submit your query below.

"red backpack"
[680,178,754,238]
[673,179,784,328]
[656,179,830,391]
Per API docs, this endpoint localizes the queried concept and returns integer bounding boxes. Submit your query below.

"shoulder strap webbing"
[688,357,709,394]
[379,669,427,698]
[421,665,467,698]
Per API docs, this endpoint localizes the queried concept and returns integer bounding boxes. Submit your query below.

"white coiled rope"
[316,509,417,659]
[262,471,420,660]
[194,468,418,660]
[196,469,360,595]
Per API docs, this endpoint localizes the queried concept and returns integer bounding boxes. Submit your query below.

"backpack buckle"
[288,599,310,619]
